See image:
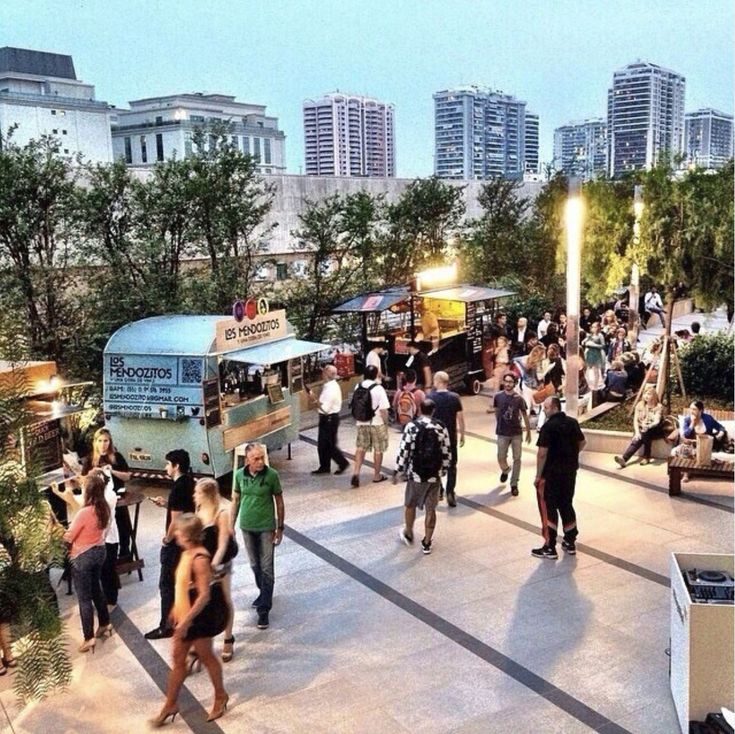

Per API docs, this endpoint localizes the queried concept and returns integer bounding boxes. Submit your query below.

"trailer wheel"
[467,378,482,395]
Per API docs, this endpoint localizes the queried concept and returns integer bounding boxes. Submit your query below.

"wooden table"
[667,456,735,496]
[115,489,145,580]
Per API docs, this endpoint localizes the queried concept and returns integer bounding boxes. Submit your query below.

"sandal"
[222,636,235,663]
[2,657,17,669]
[372,475,388,483]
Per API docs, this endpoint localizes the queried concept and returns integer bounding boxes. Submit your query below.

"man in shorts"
[393,399,451,555]
[351,365,390,487]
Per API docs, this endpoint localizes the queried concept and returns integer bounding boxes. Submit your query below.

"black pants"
[444,441,458,495]
[317,413,348,471]
[158,542,181,630]
[100,542,120,605]
[115,506,133,558]
[623,426,661,461]
[541,471,578,546]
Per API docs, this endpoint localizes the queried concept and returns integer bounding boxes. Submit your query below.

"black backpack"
[412,420,443,481]
[351,383,377,422]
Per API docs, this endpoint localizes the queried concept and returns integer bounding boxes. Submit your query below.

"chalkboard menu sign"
[465,303,483,354]
[22,419,62,476]
[203,379,221,428]
[290,358,304,393]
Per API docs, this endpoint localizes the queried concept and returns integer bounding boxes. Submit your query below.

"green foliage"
[0,371,70,702]
[378,178,465,285]
[678,333,735,402]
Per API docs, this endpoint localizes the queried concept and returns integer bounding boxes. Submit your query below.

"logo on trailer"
[257,297,269,315]
[232,300,245,323]
[245,299,258,320]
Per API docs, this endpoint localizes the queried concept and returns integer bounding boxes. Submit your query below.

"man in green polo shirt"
[231,443,284,630]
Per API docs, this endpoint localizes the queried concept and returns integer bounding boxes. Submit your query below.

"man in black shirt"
[532,397,586,560]
[406,341,432,389]
[145,449,195,639]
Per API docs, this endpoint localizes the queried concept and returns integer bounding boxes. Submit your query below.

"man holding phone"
[144,449,194,640]
[307,365,349,476]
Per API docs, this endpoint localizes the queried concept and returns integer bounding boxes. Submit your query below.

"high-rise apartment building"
[434,86,529,180]
[111,93,286,172]
[553,118,607,181]
[303,93,395,177]
[524,112,539,174]
[607,61,685,177]
[684,109,733,170]
[0,46,113,162]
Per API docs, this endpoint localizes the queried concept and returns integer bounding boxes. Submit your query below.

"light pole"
[629,185,644,338]
[564,178,584,417]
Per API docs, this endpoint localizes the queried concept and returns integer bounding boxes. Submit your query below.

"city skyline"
[1,0,732,177]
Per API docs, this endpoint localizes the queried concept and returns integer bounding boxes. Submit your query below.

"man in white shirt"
[308,365,350,476]
[350,365,390,487]
[644,286,666,328]
[537,311,552,340]
[365,345,386,381]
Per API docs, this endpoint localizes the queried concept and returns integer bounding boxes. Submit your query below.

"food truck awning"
[225,337,329,365]
[332,289,410,313]
[420,286,516,303]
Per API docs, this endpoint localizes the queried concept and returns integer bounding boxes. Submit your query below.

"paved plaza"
[1,392,733,734]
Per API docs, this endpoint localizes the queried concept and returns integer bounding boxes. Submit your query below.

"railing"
[0,90,110,109]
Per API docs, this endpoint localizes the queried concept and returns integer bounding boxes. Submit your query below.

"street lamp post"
[564,178,583,417]
[629,185,644,338]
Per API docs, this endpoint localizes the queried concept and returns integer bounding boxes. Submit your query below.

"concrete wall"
[128,168,543,257]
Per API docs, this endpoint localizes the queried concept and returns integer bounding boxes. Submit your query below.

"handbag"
[222,532,239,564]
[532,383,555,405]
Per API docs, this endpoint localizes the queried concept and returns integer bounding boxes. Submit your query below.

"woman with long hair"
[582,322,606,391]
[671,401,729,481]
[151,514,228,727]
[80,428,132,604]
[63,470,113,652]
[614,387,663,468]
[513,344,546,412]
[194,479,236,663]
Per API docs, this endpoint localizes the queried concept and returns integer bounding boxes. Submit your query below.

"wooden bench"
[667,455,734,496]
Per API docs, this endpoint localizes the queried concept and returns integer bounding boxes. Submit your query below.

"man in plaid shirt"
[393,399,451,555]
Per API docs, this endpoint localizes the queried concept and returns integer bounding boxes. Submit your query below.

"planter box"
[669,552,734,733]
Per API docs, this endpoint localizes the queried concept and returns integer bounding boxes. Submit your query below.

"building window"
[63,148,69,154]
[184,133,193,158]
[62,129,67,135]
[52,129,58,134]
[275,263,288,280]
[155,116,163,126]
[51,110,56,116]
[231,135,238,150]
[140,135,148,163]
[124,137,132,164]
[242,136,250,155]
[156,133,164,161]
[253,137,261,162]
[264,138,271,164]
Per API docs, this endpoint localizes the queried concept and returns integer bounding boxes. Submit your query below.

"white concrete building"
[0,47,113,162]
[524,112,540,174]
[553,118,607,181]
[607,61,685,177]
[684,109,733,170]
[111,93,286,173]
[303,93,396,177]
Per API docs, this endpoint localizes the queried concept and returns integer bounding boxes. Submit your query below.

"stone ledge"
[583,427,672,459]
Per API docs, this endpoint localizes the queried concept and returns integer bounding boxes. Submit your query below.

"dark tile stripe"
[110,606,224,734]
[465,430,733,514]
[300,433,671,587]
[285,525,633,734]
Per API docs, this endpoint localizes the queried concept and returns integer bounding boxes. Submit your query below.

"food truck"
[0,360,91,489]
[103,304,329,479]
[332,264,515,394]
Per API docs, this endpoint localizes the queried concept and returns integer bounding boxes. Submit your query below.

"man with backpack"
[394,399,451,555]
[393,368,425,428]
[350,365,390,487]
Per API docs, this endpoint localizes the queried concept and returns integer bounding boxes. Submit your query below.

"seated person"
[671,401,730,481]
[621,351,644,392]
[603,360,628,402]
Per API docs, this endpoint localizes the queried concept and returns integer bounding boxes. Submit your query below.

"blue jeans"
[242,530,275,613]
[71,545,109,641]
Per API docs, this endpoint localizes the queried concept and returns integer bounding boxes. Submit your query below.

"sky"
[2,0,733,177]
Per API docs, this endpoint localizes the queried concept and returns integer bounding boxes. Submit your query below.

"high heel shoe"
[221,636,235,663]
[149,706,179,727]
[207,694,229,722]
[2,657,17,668]
[95,624,114,639]
[78,639,96,654]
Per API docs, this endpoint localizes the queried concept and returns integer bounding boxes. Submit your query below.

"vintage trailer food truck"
[103,307,328,479]
[332,265,515,394]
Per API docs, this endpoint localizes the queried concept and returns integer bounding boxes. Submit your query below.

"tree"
[286,191,382,343]
[184,124,275,312]
[461,178,531,284]
[0,134,81,366]
[378,178,465,285]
